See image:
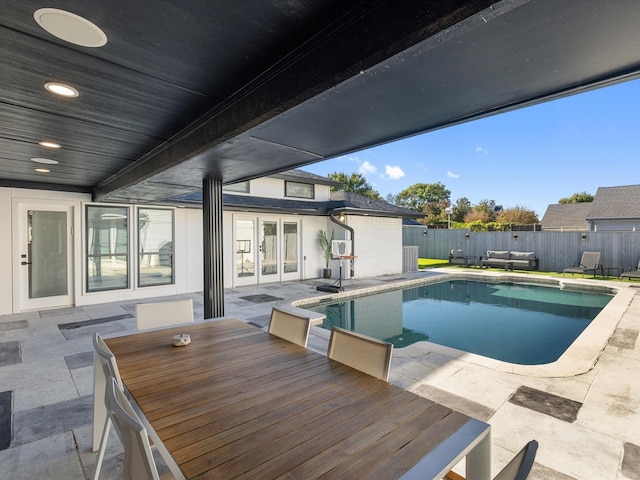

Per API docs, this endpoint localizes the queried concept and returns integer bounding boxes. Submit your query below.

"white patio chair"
[105,377,162,480]
[327,327,393,381]
[268,306,312,347]
[135,298,194,331]
[92,332,124,480]
[444,439,538,480]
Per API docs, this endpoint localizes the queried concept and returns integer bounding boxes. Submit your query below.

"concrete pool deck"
[0,269,639,479]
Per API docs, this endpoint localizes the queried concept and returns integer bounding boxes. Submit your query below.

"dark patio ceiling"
[2,1,640,204]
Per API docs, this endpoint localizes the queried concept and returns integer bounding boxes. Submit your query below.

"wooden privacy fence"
[403,226,640,273]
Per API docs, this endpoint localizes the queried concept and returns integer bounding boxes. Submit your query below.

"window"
[223,181,250,193]
[285,181,314,199]
[86,206,129,292]
[138,208,174,287]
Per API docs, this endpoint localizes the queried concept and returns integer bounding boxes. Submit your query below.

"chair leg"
[93,417,112,480]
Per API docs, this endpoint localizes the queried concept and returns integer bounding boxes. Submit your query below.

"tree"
[452,197,471,223]
[558,191,594,204]
[391,183,451,216]
[465,198,498,223]
[327,172,383,201]
[496,206,539,224]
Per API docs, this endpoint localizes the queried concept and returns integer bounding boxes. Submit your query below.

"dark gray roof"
[328,191,423,218]
[540,204,591,230]
[170,171,421,218]
[586,185,640,220]
[220,191,421,218]
[268,169,340,187]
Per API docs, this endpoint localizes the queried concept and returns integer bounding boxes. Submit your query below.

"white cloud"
[447,170,460,178]
[476,146,489,154]
[383,165,405,180]
[359,160,377,175]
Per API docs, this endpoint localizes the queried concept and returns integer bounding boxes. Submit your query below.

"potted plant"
[317,229,334,278]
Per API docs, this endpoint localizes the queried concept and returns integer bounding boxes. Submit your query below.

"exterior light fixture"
[39,141,61,149]
[31,157,59,165]
[423,230,428,236]
[44,82,79,97]
[34,168,50,173]
[513,233,518,240]
[465,233,470,239]
[581,233,587,240]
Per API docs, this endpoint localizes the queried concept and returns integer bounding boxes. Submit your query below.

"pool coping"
[283,270,636,378]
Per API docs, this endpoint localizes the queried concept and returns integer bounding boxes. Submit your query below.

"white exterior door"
[14,202,75,311]
[233,215,301,287]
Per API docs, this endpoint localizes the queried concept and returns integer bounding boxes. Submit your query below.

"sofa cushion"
[450,249,464,257]
[487,250,510,259]
[511,251,536,260]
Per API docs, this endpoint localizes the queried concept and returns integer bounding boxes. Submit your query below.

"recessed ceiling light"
[34,168,51,173]
[44,82,79,97]
[31,157,59,165]
[34,8,107,48]
[39,141,61,149]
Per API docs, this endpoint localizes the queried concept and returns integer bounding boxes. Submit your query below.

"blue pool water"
[309,280,613,365]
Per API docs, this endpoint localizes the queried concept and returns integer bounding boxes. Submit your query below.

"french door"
[233,215,300,287]
[14,202,75,311]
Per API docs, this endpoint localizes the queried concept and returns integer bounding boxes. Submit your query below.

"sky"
[303,78,640,218]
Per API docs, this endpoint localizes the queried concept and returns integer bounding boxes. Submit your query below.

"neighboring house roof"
[403,218,424,226]
[586,184,640,220]
[540,203,591,230]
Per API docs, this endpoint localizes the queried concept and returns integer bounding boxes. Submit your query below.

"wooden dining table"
[102,318,491,480]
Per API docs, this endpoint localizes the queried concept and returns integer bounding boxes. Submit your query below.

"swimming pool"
[307,280,613,365]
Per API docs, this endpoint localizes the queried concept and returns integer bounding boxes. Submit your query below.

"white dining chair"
[135,298,194,331]
[444,440,538,480]
[327,327,393,381]
[105,377,162,480]
[92,332,124,480]
[268,306,312,347]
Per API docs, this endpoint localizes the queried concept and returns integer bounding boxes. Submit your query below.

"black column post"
[203,177,224,319]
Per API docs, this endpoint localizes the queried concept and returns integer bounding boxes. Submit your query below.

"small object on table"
[172,334,191,347]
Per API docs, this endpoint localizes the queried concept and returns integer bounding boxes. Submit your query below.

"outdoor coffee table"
[99,319,491,479]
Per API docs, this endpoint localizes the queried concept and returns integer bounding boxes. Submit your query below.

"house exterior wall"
[0,181,404,314]
[589,219,640,232]
[247,177,332,201]
[347,216,403,278]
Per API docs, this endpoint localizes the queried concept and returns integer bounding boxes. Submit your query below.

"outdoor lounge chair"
[563,251,603,277]
[620,259,640,280]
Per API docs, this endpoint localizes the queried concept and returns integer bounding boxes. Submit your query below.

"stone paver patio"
[1,269,639,479]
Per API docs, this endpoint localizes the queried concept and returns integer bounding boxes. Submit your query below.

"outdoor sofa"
[479,250,539,270]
